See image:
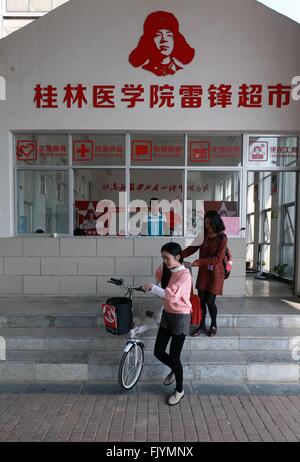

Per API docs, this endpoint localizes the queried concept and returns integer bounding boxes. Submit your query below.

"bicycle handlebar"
[107,278,145,293]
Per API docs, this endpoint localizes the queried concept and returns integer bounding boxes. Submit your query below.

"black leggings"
[198,290,218,328]
[154,327,186,393]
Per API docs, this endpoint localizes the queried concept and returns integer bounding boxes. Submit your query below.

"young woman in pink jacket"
[142,242,192,406]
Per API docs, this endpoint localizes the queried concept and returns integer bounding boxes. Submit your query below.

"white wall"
[0,236,246,296]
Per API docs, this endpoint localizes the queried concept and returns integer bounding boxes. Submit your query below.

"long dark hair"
[160,242,183,289]
[204,210,225,235]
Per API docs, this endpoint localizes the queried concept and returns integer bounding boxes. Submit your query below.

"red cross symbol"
[73,140,94,162]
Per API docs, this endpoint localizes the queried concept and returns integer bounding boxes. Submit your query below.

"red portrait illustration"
[129,11,195,77]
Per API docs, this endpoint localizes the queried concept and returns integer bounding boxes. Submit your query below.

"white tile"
[41,258,77,276]
[60,277,97,295]
[0,276,22,294]
[116,257,152,276]
[4,257,40,275]
[134,238,171,257]
[97,238,134,257]
[23,237,59,256]
[60,238,97,257]
[78,258,114,275]
[97,276,134,296]
[0,238,22,257]
[23,276,60,295]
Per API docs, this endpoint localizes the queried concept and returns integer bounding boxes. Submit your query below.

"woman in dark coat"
[181,211,227,337]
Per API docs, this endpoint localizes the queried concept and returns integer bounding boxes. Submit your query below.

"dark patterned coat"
[182,233,228,295]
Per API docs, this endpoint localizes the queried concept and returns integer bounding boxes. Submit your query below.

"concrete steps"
[1,313,300,328]
[0,326,299,352]
[0,349,299,383]
[0,302,299,384]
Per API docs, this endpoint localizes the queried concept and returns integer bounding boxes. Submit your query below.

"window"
[187,171,240,236]
[280,172,297,277]
[17,170,69,234]
[15,134,68,166]
[188,135,242,167]
[15,132,298,241]
[246,172,256,268]
[248,136,298,168]
[129,169,184,236]
[72,134,125,166]
[74,169,126,236]
[131,135,185,166]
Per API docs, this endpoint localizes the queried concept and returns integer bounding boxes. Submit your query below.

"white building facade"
[0,0,299,297]
[0,0,68,38]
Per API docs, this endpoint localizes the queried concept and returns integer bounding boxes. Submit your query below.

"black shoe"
[192,326,207,337]
[206,326,217,337]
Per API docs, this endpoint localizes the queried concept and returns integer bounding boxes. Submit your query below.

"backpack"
[223,246,233,279]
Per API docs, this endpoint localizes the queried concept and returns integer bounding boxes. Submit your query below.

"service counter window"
[17,170,69,234]
[187,171,240,237]
[129,169,184,236]
[74,169,126,236]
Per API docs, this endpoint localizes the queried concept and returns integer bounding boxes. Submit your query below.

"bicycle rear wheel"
[118,343,144,390]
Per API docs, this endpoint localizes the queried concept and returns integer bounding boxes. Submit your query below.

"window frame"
[13,131,299,238]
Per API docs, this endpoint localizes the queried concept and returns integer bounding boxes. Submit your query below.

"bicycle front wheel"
[118,343,144,390]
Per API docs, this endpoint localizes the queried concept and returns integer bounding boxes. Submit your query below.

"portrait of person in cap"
[129,11,195,77]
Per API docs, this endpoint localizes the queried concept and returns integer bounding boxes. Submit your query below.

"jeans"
[197,290,218,328]
[154,326,186,393]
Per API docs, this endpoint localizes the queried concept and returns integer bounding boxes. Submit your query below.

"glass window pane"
[72,134,125,166]
[15,134,68,166]
[261,173,272,210]
[188,135,242,166]
[282,172,296,205]
[282,246,294,278]
[249,136,298,167]
[246,214,254,243]
[246,244,254,268]
[187,171,240,236]
[247,184,255,214]
[129,170,184,236]
[283,206,295,244]
[17,170,69,234]
[74,169,125,236]
[262,244,271,272]
[131,135,184,166]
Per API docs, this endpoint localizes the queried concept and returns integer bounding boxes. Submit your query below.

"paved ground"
[0,383,300,442]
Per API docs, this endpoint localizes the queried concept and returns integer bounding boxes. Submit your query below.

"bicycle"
[104,277,162,391]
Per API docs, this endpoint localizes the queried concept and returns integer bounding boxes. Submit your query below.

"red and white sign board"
[132,140,153,162]
[73,140,94,162]
[102,303,118,331]
[190,141,210,162]
[249,142,268,162]
[16,140,37,162]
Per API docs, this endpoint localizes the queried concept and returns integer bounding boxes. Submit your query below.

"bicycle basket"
[102,297,133,336]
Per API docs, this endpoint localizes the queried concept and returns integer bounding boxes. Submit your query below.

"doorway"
[246,171,297,296]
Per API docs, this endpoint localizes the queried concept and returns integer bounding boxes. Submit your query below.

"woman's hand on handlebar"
[141,282,153,293]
